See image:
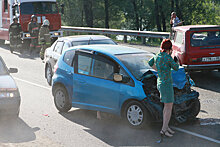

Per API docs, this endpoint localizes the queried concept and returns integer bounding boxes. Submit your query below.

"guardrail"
[61,26,170,44]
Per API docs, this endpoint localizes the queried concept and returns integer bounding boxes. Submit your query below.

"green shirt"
[148,52,179,84]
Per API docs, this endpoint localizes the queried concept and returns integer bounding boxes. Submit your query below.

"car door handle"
[65,70,72,75]
[79,80,86,84]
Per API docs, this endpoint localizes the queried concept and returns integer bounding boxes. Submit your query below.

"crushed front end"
[141,68,200,123]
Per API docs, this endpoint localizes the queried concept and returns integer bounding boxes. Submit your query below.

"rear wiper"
[88,37,93,45]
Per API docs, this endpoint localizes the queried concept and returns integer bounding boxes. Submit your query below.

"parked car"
[171,25,220,72]
[44,35,117,85]
[0,56,20,117]
[52,45,200,128]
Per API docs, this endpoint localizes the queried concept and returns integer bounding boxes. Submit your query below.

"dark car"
[44,35,117,85]
[0,56,20,117]
[52,45,200,128]
[171,25,220,72]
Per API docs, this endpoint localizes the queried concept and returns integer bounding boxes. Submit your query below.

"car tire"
[189,99,200,119]
[54,85,71,112]
[124,101,149,129]
[46,64,53,86]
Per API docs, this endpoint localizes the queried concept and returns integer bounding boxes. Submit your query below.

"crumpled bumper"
[142,90,200,123]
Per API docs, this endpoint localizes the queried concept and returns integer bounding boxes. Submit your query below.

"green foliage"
[57,0,220,31]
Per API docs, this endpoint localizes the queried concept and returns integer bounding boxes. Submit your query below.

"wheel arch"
[120,98,142,117]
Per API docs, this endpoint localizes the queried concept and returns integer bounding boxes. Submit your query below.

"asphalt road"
[0,43,219,147]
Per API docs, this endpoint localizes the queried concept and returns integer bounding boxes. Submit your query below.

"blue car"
[52,45,200,128]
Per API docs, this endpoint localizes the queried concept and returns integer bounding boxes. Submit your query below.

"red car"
[171,25,220,72]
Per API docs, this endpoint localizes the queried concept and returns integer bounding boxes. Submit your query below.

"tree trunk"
[171,0,174,12]
[154,0,162,32]
[83,0,93,27]
[160,7,166,32]
[131,0,139,30]
[104,0,109,28]
[175,0,182,19]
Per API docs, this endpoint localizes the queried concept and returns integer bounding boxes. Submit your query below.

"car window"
[63,50,75,66]
[89,39,116,45]
[62,42,70,53]
[175,31,183,44]
[92,55,116,80]
[0,58,8,75]
[77,54,92,75]
[54,41,64,54]
[191,31,220,47]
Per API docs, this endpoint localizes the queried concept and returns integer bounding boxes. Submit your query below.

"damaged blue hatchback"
[52,45,200,128]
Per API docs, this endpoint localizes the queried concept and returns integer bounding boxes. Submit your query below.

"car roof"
[173,25,220,32]
[70,45,151,56]
[57,35,112,42]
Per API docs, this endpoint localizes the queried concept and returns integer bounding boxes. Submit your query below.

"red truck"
[0,0,63,46]
[171,25,220,72]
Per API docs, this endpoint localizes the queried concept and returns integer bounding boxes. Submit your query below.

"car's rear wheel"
[124,101,149,129]
[46,64,53,86]
[54,85,71,112]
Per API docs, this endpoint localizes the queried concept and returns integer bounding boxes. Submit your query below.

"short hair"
[171,12,176,15]
[161,39,172,50]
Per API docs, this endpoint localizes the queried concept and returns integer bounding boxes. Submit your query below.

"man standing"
[170,12,183,27]
[9,16,22,53]
[28,15,40,54]
[39,19,51,60]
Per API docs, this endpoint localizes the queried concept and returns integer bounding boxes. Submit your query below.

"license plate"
[202,56,220,62]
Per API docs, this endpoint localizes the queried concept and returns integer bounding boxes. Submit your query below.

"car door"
[51,41,64,69]
[72,51,121,113]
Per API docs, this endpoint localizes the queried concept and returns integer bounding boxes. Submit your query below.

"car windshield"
[116,53,153,80]
[0,58,8,75]
[71,39,116,46]
[190,31,220,47]
[20,2,58,14]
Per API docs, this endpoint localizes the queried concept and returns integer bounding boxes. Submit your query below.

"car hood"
[143,67,189,89]
[0,75,17,89]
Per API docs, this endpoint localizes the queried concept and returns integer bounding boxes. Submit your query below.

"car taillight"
[0,88,20,98]
[54,64,58,73]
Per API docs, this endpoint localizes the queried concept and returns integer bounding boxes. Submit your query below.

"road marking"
[14,77,51,90]
[172,127,220,144]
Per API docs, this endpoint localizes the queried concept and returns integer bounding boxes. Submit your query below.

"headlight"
[0,88,20,98]
[54,32,60,36]
[25,33,31,37]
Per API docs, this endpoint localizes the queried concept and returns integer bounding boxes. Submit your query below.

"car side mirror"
[9,68,18,73]
[113,73,130,83]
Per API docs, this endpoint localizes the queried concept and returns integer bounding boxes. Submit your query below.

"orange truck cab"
[171,25,220,72]
[0,0,63,44]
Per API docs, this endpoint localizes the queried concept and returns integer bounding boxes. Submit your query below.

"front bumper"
[0,97,20,116]
[142,90,200,123]
[183,63,220,71]
[22,30,63,40]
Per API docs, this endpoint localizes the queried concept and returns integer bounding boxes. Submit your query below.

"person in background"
[39,19,51,60]
[28,15,40,54]
[170,12,183,27]
[148,39,179,138]
[9,16,22,53]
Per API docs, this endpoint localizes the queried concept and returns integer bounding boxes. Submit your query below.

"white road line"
[14,77,51,90]
[172,127,220,144]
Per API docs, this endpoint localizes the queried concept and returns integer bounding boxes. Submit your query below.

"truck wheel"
[124,101,149,129]
[0,39,4,45]
[54,85,71,112]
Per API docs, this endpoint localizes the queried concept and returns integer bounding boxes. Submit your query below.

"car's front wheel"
[124,101,149,128]
[46,64,53,86]
[54,85,71,112]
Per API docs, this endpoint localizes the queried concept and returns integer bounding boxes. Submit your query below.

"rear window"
[191,31,220,47]
[71,39,116,46]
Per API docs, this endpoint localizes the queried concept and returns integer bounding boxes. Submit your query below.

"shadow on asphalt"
[0,44,39,60]
[60,109,164,146]
[0,117,39,143]
[190,71,220,93]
